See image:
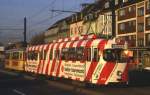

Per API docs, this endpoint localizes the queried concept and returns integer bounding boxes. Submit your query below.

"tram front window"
[27,51,38,60]
[103,49,127,63]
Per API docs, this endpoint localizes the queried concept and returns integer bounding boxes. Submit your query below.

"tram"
[5,49,26,71]
[25,35,130,85]
[0,46,5,63]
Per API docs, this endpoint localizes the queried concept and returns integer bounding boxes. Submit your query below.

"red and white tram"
[26,35,130,85]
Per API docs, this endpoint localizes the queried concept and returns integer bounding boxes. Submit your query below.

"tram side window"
[20,52,23,60]
[23,52,26,60]
[27,52,38,60]
[85,48,91,61]
[44,50,47,60]
[39,50,47,60]
[32,52,38,60]
[69,48,76,61]
[93,48,99,62]
[5,53,10,59]
[40,51,43,60]
[12,52,19,60]
[49,49,53,60]
[76,47,84,61]
[55,50,60,59]
[27,52,32,60]
[61,48,68,60]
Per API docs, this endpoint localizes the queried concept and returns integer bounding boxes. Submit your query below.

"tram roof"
[5,48,25,53]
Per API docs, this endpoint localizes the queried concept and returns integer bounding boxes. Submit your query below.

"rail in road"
[0,69,150,95]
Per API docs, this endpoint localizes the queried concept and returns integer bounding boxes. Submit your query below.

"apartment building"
[82,1,113,36]
[69,13,83,37]
[44,23,59,43]
[116,0,150,65]
[44,17,70,43]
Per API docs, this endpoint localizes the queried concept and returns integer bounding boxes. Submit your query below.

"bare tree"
[29,33,45,45]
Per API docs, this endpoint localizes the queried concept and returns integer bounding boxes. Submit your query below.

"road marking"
[23,75,35,80]
[0,70,19,76]
[12,89,26,95]
[46,80,102,95]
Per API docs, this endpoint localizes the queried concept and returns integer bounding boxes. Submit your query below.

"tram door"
[53,49,60,76]
[39,50,46,74]
[91,47,100,83]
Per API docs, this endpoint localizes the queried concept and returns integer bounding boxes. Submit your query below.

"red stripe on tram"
[121,64,129,82]
[85,39,107,82]
[97,62,115,85]
[85,39,96,81]
[45,44,55,75]
[41,44,50,74]
[50,43,61,76]
[77,40,84,47]
[36,46,43,74]
[56,42,67,77]
[96,40,116,85]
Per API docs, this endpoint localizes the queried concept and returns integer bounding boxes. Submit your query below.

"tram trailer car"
[5,49,26,71]
[0,46,5,63]
[25,35,130,85]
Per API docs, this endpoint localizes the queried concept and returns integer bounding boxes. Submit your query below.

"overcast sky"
[0,0,94,45]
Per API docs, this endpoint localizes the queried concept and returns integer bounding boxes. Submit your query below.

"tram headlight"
[117,71,123,81]
[117,71,122,76]
[124,50,128,55]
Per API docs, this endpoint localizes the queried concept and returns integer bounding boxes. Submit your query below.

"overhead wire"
[29,0,95,38]
[29,0,81,32]
[28,0,57,20]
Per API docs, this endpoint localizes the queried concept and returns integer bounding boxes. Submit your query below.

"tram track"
[1,69,150,95]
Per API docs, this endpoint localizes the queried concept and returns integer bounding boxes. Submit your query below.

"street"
[0,66,150,95]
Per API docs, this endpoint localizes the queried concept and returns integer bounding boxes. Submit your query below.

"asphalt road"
[0,64,150,95]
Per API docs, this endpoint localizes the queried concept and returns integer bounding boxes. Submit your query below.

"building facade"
[44,17,70,43]
[69,13,83,37]
[44,23,59,43]
[116,0,150,66]
[44,0,150,66]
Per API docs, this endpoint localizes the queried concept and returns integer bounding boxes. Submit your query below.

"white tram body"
[26,35,129,85]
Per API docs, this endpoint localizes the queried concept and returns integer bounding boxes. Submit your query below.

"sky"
[0,0,94,45]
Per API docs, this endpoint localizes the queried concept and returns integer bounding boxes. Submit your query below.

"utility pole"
[110,0,116,37]
[24,17,27,47]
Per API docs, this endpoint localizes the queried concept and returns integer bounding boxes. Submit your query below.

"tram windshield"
[27,51,38,60]
[103,49,127,63]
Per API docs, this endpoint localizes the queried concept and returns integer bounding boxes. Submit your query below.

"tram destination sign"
[0,47,4,51]
[112,44,125,49]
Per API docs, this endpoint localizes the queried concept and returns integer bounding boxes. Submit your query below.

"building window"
[119,9,125,16]
[138,38,144,47]
[70,28,73,35]
[146,33,150,46]
[138,23,144,32]
[75,27,77,35]
[115,0,119,5]
[146,17,150,30]
[137,7,144,17]
[105,2,109,8]
[120,23,125,31]
[147,17,150,26]
[128,7,132,13]
[146,1,150,10]
[123,0,128,3]
[127,20,136,33]
[121,35,136,47]
[118,20,136,34]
